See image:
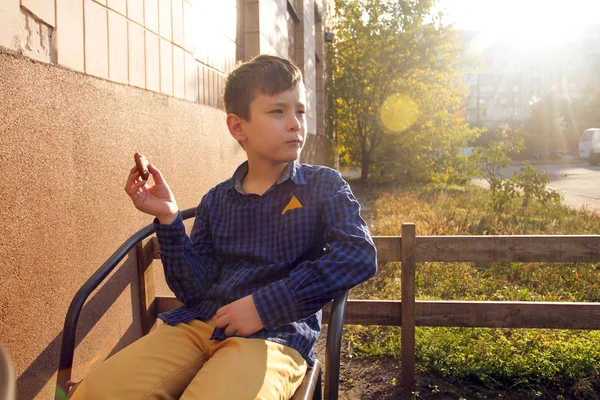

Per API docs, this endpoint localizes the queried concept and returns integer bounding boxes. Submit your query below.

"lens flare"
[380,93,419,132]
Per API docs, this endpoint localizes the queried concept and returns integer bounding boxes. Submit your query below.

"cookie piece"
[134,152,150,180]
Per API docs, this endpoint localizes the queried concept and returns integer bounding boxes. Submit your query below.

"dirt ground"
[314,335,599,400]
[319,180,600,400]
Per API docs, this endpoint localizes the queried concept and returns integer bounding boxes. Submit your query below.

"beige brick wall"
[0,0,237,107]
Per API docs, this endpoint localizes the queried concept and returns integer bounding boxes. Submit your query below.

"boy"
[71,55,377,400]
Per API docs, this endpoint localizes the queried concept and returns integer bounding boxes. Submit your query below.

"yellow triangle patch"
[282,195,303,215]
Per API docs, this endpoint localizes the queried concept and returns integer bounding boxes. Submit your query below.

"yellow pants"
[70,318,307,400]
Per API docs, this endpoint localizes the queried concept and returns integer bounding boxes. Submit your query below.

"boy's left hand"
[215,295,264,337]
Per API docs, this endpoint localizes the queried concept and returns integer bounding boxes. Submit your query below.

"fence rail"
[147,224,600,390]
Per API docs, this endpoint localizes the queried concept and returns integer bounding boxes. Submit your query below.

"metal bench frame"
[56,207,348,400]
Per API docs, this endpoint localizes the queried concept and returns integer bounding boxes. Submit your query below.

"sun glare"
[380,94,419,132]
[437,0,600,49]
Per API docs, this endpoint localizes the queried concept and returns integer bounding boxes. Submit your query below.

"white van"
[579,128,600,166]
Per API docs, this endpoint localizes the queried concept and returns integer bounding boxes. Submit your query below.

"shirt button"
[258,236,265,243]
[259,199,265,204]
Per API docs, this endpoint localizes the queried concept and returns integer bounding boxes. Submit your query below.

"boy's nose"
[288,116,301,131]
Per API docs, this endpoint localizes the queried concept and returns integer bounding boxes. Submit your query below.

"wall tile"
[207,67,213,106]
[222,1,236,41]
[127,0,144,25]
[0,0,21,51]
[197,62,205,104]
[244,2,259,32]
[158,0,171,41]
[217,73,223,109]
[171,0,183,46]
[173,45,185,99]
[108,9,128,84]
[244,31,259,60]
[22,0,56,27]
[107,0,126,15]
[56,0,84,71]
[21,8,56,63]
[84,0,109,79]
[159,37,173,95]
[144,0,159,33]
[182,0,194,53]
[184,51,196,101]
[195,39,206,65]
[128,21,145,88]
[145,30,160,92]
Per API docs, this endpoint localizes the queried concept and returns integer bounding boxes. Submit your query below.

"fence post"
[401,223,416,389]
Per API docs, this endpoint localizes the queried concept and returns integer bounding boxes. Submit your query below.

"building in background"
[0,1,332,398]
[460,25,600,133]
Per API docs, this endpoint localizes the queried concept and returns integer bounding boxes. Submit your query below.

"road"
[502,161,600,213]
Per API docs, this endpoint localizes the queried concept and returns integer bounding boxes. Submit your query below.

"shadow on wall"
[17,255,142,400]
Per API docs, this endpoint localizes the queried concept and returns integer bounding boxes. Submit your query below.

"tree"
[327,0,480,182]
[523,95,575,157]
[564,94,600,146]
[524,62,600,155]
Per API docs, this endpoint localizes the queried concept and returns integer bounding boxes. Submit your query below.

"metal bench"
[56,207,348,400]
[0,344,15,400]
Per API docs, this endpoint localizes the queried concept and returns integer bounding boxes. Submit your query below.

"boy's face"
[236,85,307,165]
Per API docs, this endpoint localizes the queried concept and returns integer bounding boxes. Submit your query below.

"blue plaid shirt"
[154,161,377,365]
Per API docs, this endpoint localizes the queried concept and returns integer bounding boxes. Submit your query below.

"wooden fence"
[139,223,600,390]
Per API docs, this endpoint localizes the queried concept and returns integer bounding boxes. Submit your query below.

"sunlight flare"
[380,93,419,132]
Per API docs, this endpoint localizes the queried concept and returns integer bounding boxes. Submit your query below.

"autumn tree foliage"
[327,0,481,182]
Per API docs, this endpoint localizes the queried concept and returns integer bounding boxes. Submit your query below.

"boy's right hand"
[124,164,179,224]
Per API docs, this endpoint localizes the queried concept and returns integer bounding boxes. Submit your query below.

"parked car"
[578,128,600,166]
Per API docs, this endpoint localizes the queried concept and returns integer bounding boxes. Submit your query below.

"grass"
[347,182,600,398]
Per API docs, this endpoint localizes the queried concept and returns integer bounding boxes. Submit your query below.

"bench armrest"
[55,208,196,399]
[55,206,348,400]
[323,291,348,400]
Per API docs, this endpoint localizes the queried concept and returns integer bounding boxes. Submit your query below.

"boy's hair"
[223,55,304,121]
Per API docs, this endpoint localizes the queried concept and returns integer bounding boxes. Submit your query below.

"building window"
[287,1,300,63]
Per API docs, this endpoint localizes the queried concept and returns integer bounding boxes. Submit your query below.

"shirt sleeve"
[154,192,218,305]
[252,170,378,330]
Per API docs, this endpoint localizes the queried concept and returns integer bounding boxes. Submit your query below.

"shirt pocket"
[276,205,317,262]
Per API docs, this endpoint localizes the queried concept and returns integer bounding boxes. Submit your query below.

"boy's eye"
[296,110,306,115]
[271,109,284,114]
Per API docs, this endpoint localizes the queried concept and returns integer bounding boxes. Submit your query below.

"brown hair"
[223,55,304,120]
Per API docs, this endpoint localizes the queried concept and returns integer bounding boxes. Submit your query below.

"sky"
[434,0,600,46]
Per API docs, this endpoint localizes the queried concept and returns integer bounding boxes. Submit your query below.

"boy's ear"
[226,114,247,142]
